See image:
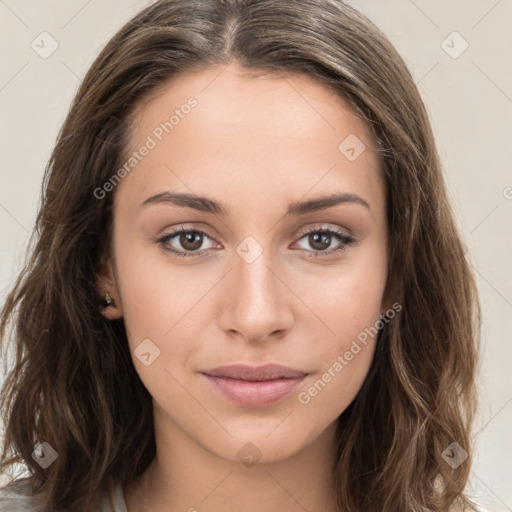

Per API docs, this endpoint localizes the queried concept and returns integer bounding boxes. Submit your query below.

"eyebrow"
[140,191,371,216]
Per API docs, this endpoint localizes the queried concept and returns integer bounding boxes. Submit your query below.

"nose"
[217,245,294,344]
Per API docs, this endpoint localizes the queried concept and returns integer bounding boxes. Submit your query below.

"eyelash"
[156,225,356,259]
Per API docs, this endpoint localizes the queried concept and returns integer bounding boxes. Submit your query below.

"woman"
[0,0,481,510]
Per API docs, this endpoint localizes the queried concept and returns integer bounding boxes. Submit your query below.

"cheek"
[294,270,385,421]
[295,342,375,431]
[113,243,201,403]
[293,244,387,407]
[297,242,387,348]
[113,230,202,339]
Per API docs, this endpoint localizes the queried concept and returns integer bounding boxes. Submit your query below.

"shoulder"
[0,478,127,512]
[0,477,42,511]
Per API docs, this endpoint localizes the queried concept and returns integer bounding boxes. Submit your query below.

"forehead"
[115,62,384,217]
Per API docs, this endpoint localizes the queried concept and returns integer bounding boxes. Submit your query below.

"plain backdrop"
[0,1,511,510]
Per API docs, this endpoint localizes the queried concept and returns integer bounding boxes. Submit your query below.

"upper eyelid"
[159,223,352,239]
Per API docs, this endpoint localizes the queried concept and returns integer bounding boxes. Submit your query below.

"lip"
[201,364,308,407]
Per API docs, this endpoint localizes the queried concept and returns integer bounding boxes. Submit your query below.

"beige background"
[0,1,511,510]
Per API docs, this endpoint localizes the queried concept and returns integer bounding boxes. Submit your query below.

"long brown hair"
[0,0,481,510]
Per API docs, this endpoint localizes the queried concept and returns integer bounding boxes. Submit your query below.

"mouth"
[201,364,309,407]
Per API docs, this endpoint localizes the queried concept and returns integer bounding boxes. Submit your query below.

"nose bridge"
[234,236,280,315]
[219,234,293,340]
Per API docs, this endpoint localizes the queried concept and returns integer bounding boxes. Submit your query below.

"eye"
[156,225,356,259]
[157,226,217,258]
[292,226,356,258]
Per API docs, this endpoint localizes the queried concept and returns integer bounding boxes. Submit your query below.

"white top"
[0,478,127,511]
[0,477,493,511]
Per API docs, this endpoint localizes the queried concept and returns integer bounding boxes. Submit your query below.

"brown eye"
[157,227,217,258]
[178,231,204,251]
[157,225,355,260]
[293,227,355,258]
[307,232,332,251]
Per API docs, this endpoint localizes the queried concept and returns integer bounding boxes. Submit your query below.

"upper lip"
[202,364,308,382]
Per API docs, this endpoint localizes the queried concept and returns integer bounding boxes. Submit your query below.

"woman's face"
[102,61,389,464]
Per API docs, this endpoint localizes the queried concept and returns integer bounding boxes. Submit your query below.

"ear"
[96,255,123,320]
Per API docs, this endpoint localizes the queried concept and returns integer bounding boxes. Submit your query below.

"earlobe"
[96,256,123,319]
[102,290,121,319]
[101,299,123,320]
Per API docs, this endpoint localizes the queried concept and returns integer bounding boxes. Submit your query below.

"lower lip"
[202,374,307,407]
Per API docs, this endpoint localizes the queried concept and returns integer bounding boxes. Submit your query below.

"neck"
[125,406,340,512]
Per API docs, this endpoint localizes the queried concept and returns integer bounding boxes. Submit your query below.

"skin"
[97,60,390,512]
